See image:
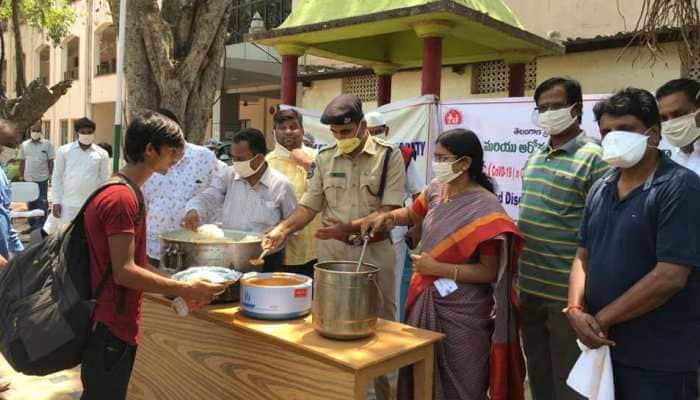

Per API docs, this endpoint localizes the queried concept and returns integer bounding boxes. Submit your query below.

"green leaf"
[1,0,76,46]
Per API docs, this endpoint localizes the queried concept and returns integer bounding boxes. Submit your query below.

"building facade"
[3,0,118,147]
[3,0,698,149]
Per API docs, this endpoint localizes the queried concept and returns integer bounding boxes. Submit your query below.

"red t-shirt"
[84,184,147,345]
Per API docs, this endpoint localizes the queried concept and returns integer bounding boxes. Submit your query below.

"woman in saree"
[363,128,526,400]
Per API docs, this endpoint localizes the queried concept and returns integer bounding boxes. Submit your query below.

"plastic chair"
[9,181,45,220]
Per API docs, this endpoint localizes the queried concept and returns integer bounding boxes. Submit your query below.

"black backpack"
[0,175,142,376]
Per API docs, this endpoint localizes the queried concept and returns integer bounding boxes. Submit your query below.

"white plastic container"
[240,272,312,320]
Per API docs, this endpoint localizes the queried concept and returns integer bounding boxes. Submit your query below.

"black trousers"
[520,292,585,400]
[261,249,285,273]
[613,362,698,400]
[282,259,317,278]
[80,323,137,400]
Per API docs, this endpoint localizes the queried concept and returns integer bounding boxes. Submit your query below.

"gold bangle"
[453,264,459,282]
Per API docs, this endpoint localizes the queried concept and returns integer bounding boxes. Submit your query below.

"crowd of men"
[0,77,697,399]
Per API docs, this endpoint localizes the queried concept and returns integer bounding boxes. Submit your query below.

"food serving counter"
[127,294,444,400]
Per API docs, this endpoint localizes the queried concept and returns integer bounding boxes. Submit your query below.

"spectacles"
[534,103,571,113]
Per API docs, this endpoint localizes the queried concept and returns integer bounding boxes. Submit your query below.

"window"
[62,37,80,81]
[240,119,251,128]
[60,120,70,145]
[95,25,117,76]
[228,0,293,44]
[471,60,537,94]
[342,74,377,102]
[36,46,50,85]
[42,120,51,142]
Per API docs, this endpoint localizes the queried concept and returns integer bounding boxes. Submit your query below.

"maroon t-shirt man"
[84,184,147,345]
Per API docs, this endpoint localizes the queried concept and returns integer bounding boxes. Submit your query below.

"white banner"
[439,95,607,219]
[282,95,438,188]
[283,95,617,220]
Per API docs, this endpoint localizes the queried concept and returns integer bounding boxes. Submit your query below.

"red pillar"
[508,63,526,97]
[281,54,299,106]
[377,74,392,106]
[421,36,443,97]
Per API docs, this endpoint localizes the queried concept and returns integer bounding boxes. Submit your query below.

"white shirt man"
[183,129,297,272]
[142,143,224,262]
[46,120,110,234]
[18,131,55,183]
[656,78,700,176]
[17,127,55,230]
[365,111,425,319]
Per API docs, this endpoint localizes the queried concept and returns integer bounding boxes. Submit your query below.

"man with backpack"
[80,111,226,399]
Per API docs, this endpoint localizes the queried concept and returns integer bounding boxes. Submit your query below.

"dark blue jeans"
[27,179,48,229]
[613,362,698,400]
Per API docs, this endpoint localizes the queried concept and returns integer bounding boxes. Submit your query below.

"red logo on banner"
[444,109,463,125]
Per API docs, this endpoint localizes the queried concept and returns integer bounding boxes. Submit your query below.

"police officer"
[263,94,405,400]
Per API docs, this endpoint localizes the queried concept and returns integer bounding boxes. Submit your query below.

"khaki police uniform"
[300,134,406,323]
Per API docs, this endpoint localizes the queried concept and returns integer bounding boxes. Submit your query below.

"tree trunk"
[0,20,6,97]
[108,0,232,143]
[11,0,26,97]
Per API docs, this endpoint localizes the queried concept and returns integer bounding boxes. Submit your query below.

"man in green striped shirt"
[518,77,608,400]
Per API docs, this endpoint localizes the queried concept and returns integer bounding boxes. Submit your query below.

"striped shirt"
[517,133,608,301]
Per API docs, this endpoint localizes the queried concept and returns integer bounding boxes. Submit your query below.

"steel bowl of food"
[159,225,263,274]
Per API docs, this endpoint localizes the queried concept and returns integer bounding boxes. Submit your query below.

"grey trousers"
[520,292,585,400]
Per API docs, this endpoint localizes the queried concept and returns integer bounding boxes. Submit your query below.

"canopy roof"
[249,0,564,69]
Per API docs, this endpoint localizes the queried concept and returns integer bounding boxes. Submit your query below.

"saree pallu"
[398,183,525,400]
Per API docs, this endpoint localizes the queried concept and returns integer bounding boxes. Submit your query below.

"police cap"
[320,94,364,125]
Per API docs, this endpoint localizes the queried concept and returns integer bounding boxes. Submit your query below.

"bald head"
[0,119,19,148]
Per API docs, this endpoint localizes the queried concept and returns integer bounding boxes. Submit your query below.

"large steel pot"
[159,229,263,303]
[312,261,381,340]
[159,229,263,273]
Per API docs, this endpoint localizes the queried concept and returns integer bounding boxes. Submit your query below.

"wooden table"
[127,295,443,400]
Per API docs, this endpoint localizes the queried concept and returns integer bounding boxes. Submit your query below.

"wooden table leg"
[412,345,434,400]
[354,372,369,400]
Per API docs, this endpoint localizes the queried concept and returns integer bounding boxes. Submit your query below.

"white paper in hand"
[566,340,615,400]
[433,278,458,297]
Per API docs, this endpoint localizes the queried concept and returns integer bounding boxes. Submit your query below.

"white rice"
[197,224,225,239]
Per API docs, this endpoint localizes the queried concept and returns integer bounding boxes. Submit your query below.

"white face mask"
[533,104,578,136]
[432,157,464,184]
[601,130,650,168]
[30,131,42,141]
[661,110,700,148]
[232,155,264,178]
[78,134,94,146]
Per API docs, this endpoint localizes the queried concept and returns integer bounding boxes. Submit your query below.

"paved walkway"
[0,357,81,400]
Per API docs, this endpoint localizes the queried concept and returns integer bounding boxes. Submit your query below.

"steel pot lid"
[159,228,262,245]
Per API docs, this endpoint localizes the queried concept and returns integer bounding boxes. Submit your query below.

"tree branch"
[0,79,72,132]
[177,0,231,87]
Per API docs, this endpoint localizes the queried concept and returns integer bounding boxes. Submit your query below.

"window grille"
[342,74,377,102]
[472,60,537,94]
[683,50,700,81]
